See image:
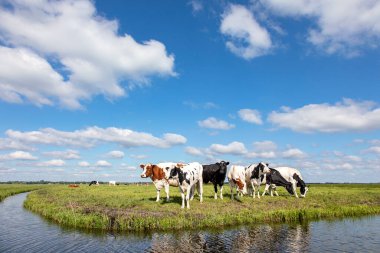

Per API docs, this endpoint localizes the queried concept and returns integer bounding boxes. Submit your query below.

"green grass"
[0,184,50,202]
[24,183,380,231]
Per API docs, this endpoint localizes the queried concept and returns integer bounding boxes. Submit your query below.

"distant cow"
[168,162,203,209]
[140,162,178,202]
[227,165,247,199]
[89,181,99,186]
[108,181,116,186]
[245,162,271,198]
[202,161,229,199]
[263,167,308,198]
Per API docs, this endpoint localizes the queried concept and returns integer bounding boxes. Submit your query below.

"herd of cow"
[139,161,308,209]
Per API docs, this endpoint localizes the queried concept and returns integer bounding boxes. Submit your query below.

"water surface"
[1,193,379,252]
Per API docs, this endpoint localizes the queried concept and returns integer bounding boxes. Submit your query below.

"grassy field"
[0,184,50,202]
[24,183,380,231]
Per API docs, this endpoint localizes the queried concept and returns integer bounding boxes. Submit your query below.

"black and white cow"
[168,162,203,209]
[202,161,229,199]
[89,180,99,186]
[246,162,271,198]
[227,165,247,200]
[262,167,308,198]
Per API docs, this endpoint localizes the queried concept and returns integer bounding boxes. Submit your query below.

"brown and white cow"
[227,165,247,199]
[140,162,178,202]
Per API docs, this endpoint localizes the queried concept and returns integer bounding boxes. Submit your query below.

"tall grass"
[24,183,380,231]
[0,184,49,202]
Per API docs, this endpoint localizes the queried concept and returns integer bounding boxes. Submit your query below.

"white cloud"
[185,146,203,156]
[238,109,263,124]
[209,141,247,155]
[0,0,175,109]
[220,4,272,59]
[6,126,187,148]
[366,146,380,154]
[188,0,203,13]
[246,151,276,159]
[43,150,80,159]
[268,99,380,133]
[78,161,90,167]
[262,0,380,56]
[253,141,277,151]
[107,150,125,159]
[0,138,33,151]
[96,160,112,167]
[37,159,65,167]
[0,151,37,160]
[198,117,235,130]
[282,148,307,159]
[130,154,148,160]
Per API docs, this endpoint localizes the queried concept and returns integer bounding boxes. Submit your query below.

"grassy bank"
[24,183,380,231]
[0,184,49,202]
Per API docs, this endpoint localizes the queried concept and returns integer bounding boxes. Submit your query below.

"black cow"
[202,161,229,199]
[89,180,99,186]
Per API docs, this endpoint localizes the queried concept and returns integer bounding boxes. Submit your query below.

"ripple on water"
[1,193,380,253]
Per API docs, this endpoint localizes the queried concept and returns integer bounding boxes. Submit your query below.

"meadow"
[23,183,380,231]
[0,184,50,202]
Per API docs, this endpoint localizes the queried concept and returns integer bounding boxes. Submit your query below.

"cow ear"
[266,163,269,166]
[226,162,230,165]
[139,164,145,169]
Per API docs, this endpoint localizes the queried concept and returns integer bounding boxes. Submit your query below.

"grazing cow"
[227,165,247,199]
[202,161,229,199]
[168,162,203,209]
[89,180,99,186]
[109,181,116,186]
[140,162,178,202]
[245,162,271,198]
[263,167,308,198]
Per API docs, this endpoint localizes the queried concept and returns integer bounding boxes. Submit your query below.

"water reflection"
[1,193,379,253]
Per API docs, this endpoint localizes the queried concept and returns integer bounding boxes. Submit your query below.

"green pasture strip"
[24,184,380,231]
[0,184,50,202]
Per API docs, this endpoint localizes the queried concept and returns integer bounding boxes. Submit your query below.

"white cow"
[245,162,271,198]
[168,162,203,209]
[227,165,247,200]
[140,162,178,202]
[109,181,116,186]
[262,167,308,198]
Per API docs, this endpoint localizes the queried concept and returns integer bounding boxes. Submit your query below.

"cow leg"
[214,183,218,199]
[186,188,191,209]
[199,182,203,203]
[262,184,270,196]
[230,182,234,200]
[180,189,185,209]
[293,182,298,198]
[220,185,224,199]
[164,183,170,202]
[272,185,279,196]
[156,190,160,202]
[257,184,261,199]
[190,186,195,201]
[251,182,255,198]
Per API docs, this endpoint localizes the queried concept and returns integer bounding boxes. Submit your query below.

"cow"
[89,180,99,186]
[108,181,116,186]
[202,161,229,199]
[227,165,247,200]
[140,162,178,202]
[167,162,203,209]
[245,162,271,198]
[262,167,308,198]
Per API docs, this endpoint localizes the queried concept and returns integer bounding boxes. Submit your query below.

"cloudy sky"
[1,0,380,183]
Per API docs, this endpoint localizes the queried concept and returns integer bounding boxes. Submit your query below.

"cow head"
[300,185,309,197]
[140,163,153,178]
[258,162,271,174]
[218,161,230,173]
[232,178,247,194]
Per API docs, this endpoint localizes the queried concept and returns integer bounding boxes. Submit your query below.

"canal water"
[1,193,379,252]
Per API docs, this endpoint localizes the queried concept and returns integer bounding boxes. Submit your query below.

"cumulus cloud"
[6,126,187,148]
[198,117,235,130]
[0,138,33,151]
[246,151,276,159]
[185,146,203,156]
[43,150,80,159]
[0,151,37,160]
[261,0,380,56]
[220,4,272,59]
[253,141,277,151]
[188,0,203,13]
[0,0,175,109]
[268,99,380,133]
[107,150,125,159]
[96,160,112,167]
[37,159,65,167]
[78,161,90,167]
[282,148,307,159]
[366,146,380,154]
[238,109,263,124]
[209,141,247,155]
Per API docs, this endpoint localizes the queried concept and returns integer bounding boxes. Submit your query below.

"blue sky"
[1,0,380,183]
